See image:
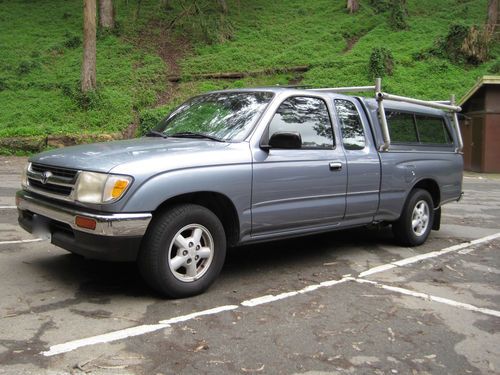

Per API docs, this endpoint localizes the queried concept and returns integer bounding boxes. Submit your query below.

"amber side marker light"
[75,216,97,230]
[111,179,129,199]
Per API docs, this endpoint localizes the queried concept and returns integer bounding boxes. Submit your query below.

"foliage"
[417,23,493,65]
[368,47,394,79]
[138,106,173,135]
[388,0,409,30]
[460,25,492,64]
[368,0,391,13]
[0,0,165,139]
[0,0,498,148]
[167,0,234,44]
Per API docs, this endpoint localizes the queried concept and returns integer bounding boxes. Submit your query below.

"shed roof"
[459,75,500,106]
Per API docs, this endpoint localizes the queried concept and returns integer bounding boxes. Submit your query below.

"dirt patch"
[343,35,361,53]
[129,18,192,106]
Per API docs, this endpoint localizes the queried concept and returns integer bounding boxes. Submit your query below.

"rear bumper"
[16,190,152,261]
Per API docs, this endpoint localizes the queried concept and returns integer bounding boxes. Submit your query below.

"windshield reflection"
[155,92,274,142]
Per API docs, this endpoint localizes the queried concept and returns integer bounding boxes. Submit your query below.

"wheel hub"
[167,224,214,282]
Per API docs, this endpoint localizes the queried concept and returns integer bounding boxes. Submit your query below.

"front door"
[251,96,347,236]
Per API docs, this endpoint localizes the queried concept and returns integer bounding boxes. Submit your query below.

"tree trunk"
[486,0,498,34]
[218,0,228,14]
[99,0,114,29]
[82,0,97,93]
[347,0,359,13]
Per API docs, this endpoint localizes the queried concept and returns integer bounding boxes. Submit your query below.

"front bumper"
[16,190,152,261]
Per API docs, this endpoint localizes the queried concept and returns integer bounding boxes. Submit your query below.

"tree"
[218,0,228,14]
[486,0,498,35]
[99,0,114,29]
[82,0,97,92]
[346,0,359,14]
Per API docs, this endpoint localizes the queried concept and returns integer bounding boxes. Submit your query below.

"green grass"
[178,0,498,100]
[0,0,166,138]
[0,0,498,143]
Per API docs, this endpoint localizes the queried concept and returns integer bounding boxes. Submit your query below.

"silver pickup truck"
[16,79,464,297]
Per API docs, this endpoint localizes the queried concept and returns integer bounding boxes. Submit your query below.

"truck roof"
[205,87,448,117]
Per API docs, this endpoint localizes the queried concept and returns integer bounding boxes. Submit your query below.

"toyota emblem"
[41,171,52,184]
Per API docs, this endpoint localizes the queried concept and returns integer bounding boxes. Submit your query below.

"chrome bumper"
[16,190,152,237]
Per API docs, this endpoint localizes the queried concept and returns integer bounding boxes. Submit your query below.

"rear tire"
[138,204,226,298]
[392,189,434,247]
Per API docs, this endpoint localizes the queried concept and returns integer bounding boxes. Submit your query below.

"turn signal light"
[111,179,129,199]
[75,216,97,230]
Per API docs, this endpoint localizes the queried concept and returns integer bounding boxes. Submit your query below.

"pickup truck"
[16,80,464,297]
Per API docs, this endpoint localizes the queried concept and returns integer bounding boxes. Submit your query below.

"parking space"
[0,156,499,374]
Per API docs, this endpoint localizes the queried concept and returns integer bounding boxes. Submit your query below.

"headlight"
[21,162,30,188]
[75,172,133,204]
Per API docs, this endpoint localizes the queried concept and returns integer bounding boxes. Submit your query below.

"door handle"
[329,162,342,171]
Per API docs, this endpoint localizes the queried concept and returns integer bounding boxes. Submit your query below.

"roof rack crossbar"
[311,85,376,93]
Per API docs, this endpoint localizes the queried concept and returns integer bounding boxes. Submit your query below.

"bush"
[61,83,102,110]
[17,60,39,75]
[63,34,81,49]
[389,0,409,30]
[368,47,394,79]
[425,24,493,65]
[369,0,390,13]
[138,107,172,135]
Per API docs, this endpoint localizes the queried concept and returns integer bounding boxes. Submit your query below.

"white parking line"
[241,277,349,307]
[0,238,44,245]
[42,323,172,356]
[40,232,500,357]
[359,231,500,278]
[354,278,500,318]
[0,206,16,209]
[43,305,239,356]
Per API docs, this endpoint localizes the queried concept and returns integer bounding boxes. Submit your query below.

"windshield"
[154,91,274,142]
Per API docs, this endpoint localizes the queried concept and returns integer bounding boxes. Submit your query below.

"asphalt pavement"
[0,156,499,374]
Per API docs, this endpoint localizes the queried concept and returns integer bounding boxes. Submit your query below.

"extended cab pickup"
[17,80,464,297]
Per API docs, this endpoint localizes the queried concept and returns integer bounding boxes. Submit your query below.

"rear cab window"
[386,111,453,146]
[334,99,366,150]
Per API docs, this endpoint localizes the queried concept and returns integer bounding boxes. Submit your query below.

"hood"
[30,137,233,173]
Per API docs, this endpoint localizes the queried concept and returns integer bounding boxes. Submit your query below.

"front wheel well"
[153,192,240,247]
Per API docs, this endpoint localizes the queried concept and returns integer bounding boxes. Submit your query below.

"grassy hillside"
[0,0,165,139]
[0,0,498,149]
[177,0,498,97]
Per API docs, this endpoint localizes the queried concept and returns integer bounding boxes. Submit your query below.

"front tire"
[392,189,434,247]
[138,204,226,298]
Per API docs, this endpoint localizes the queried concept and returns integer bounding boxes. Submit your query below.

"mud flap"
[432,207,441,231]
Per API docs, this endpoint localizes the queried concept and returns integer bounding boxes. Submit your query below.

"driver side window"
[268,96,335,149]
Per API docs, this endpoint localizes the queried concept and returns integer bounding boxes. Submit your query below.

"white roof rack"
[308,78,463,152]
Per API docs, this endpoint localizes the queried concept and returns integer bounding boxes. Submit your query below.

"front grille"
[31,163,78,179]
[28,179,73,195]
[27,163,78,199]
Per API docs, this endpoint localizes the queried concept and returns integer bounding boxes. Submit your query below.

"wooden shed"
[459,75,500,173]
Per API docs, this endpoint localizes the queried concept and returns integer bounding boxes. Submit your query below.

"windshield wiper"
[145,130,168,138]
[170,131,225,142]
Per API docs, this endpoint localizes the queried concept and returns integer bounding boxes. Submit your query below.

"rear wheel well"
[412,179,440,208]
[153,192,240,247]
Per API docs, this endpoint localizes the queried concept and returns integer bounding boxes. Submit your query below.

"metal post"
[375,78,391,151]
[450,94,464,153]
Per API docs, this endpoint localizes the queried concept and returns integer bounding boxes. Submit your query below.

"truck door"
[333,98,380,224]
[251,96,347,236]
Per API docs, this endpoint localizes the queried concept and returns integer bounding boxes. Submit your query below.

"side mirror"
[264,132,302,150]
